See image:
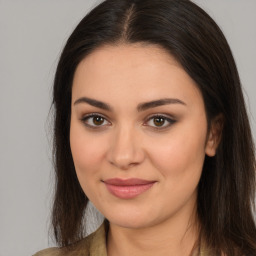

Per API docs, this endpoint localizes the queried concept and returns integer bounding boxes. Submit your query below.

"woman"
[34,0,256,255]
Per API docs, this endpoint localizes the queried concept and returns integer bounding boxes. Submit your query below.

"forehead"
[72,43,203,108]
[75,43,180,79]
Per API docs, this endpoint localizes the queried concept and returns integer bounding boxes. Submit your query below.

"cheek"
[69,122,107,182]
[145,126,207,213]
[148,122,207,182]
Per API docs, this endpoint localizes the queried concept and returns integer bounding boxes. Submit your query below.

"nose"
[107,125,145,170]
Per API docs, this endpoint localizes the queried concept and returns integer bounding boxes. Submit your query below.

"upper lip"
[103,178,156,186]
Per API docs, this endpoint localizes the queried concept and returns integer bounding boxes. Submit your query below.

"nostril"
[107,129,145,169]
[109,158,136,170]
[108,152,143,170]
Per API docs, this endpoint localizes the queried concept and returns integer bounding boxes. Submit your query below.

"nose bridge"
[108,122,144,169]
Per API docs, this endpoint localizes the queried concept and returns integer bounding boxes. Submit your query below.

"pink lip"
[103,178,156,199]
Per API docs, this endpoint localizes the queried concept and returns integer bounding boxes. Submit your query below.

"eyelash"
[80,113,176,130]
[145,114,176,130]
[80,113,111,130]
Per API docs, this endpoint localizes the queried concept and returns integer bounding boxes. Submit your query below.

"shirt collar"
[88,221,209,256]
[89,221,108,256]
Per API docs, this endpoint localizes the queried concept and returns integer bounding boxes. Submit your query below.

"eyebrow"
[73,97,186,112]
[74,97,112,111]
[137,98,186,111]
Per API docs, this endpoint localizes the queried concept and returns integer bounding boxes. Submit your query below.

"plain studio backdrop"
[0,1,255,255]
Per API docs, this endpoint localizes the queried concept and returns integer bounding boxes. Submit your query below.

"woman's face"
[70,44,216,229]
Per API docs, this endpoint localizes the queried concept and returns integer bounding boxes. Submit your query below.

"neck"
[107,209,200,256]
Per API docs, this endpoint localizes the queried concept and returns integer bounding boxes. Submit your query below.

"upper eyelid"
[81,112,110,120]
[80,113,175,121]
[145,113,175,120]
[144,115,176,127]
[144,113,176,124]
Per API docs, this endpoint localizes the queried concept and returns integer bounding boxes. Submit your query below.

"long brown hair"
[51,0,256,254]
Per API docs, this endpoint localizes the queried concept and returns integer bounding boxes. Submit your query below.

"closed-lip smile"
[103,178,156,199]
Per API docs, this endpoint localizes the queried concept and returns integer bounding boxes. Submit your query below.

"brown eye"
[153,117,165,127]
[93,116,104,126]
[81,114,111,129]
[146,115,176,129]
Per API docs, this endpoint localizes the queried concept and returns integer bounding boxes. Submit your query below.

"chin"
[109,216,152,229]
[103,207,162,230]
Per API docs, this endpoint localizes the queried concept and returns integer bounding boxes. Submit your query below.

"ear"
[205,114,224,157]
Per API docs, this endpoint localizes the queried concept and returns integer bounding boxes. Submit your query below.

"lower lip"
[104,182,155,199]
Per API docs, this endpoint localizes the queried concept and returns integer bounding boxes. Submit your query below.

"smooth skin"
[70,44,221,256]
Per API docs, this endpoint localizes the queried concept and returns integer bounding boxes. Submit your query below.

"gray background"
[0,1,255,255]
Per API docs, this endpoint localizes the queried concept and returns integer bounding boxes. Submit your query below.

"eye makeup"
[80,112,176,131]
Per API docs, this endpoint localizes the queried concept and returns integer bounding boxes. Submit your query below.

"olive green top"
[34,222,210,256]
